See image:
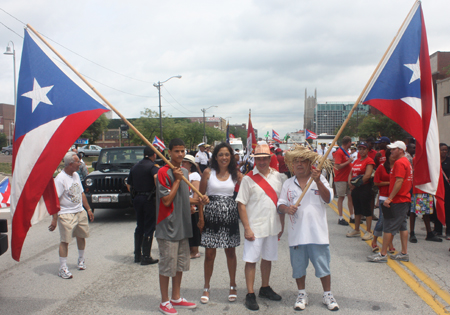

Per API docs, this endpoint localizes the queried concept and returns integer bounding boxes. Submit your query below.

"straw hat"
[183,154,198,166]
[250,141,271,157]
[284,145,333,174]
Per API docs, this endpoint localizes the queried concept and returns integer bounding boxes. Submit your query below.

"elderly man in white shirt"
[277,146,339,311]
[236,141,285,311]
[195,143,209,174]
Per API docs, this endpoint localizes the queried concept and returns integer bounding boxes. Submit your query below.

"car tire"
[5,151,10,155]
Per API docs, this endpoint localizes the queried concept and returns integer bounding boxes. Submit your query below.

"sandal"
[200,288,210,304]
[371,243,379,252]
[191,253,201,259]
[228,286,237,302]
[388,247,396,254]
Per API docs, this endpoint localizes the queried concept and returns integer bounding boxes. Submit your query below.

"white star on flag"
[21,78,54,112]
[404,57,421,84]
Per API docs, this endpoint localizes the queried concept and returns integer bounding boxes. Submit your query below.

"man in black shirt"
[127,146,160,265]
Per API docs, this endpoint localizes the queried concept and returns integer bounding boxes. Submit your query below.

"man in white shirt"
[49,152,94,279]
[195,143,209,174]
[277,146,339,311]
[236,142,285,311]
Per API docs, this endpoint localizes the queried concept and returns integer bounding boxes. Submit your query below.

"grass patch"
[0,163,12,174]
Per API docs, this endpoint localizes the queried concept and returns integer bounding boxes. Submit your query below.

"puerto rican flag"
[305,129,318,139]
[10,29,109,261]
[152,136,166,151]
[272,129,282,143]
[0,178,11,208]
[361,2,442,222]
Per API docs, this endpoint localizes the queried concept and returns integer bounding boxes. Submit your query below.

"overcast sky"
[1,0,449,138]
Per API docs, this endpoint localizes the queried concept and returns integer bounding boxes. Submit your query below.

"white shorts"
[243,235,278,263]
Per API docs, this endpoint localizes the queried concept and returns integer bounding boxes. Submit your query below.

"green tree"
[229,126,247,140]
[0,133,7,148]
[334,116,360,144]
[81,114,109,144]
[357,114,409,140]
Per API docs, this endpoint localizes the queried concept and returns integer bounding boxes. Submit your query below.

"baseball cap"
[375,136,391,144]
[275,148,282,153]
[357,141,368,148]
[387,141,406,151]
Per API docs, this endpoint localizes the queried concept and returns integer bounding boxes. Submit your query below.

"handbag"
[350,175,364,187]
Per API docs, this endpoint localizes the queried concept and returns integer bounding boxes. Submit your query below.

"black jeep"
[83,146,145,210]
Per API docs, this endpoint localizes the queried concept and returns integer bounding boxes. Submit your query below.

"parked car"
[82,146,144,210]
[2,145,13,155]
[78,145,102,157]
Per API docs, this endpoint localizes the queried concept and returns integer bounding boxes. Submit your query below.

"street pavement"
[0,198,449,314]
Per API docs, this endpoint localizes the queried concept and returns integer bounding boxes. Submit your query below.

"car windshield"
[99,148,144,166]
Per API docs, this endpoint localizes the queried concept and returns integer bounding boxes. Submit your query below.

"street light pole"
[4,41,16,146]
[153,75,182,141]
[201,106,218,143]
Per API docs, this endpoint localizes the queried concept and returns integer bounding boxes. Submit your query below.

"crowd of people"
[47,135,450,314]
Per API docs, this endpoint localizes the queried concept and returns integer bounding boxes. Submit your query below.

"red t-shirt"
[270,154,279,171]
[334,147,352,182]
[277,155,288,173]
[375,149,386,166]
[351,157,375,185]
[389,156,412,203]
[374,164,390,197]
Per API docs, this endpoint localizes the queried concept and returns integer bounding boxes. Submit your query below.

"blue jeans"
[373,198,385,237]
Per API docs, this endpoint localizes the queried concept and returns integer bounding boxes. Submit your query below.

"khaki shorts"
[157,238,190,277]
[335,181,351,197]
[58,211,90,243]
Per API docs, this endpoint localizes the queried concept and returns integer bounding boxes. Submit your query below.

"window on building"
[445,96,450,115]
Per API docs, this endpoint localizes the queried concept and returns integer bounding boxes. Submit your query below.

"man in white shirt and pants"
[236,141,285,311]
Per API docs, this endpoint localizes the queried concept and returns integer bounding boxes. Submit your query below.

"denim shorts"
[290,244,330,279]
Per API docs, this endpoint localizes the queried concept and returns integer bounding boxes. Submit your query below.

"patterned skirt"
[410,193,434,215]
[201,195,240,248]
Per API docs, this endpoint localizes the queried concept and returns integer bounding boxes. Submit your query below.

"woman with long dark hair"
[198,142,243,304]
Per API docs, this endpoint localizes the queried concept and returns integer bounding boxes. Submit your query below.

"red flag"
[246,112,257,156]
[362,2,440,200]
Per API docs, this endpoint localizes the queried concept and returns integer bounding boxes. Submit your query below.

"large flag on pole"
[361,1,442,222]
[246,111,257,157]
[10,29,109,261]
[305,129,318,140]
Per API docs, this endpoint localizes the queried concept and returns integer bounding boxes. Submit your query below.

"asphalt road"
[0,200,449,315]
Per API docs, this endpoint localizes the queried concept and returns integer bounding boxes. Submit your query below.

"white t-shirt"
[195,150,209,166]
[54,170,84,215]
[188,172,201,198]
[277,175,333,246]
[236,167,284,238]
[206,169,235,197]
[351,151,358,160]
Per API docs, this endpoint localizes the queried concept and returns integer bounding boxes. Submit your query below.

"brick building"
[0,103,15,146]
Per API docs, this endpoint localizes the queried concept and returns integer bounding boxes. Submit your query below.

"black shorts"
[351,183,372,217]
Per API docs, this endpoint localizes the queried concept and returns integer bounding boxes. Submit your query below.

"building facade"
[315,102,369,135]
[304,89,317,131]
[0,103,15,146]
[436,77,450,145]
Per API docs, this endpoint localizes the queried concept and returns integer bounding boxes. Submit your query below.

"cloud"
[0,0,449,138]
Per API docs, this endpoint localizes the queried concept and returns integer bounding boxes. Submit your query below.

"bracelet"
[387,198,392,202]
[87,208,92,212]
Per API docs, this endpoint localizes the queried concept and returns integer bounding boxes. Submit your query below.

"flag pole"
[293,0,419,207]
[26,24,204,198]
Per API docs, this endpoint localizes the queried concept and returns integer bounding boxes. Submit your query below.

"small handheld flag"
[152,136,166,151]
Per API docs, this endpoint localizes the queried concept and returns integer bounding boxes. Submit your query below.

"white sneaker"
[323,292,339,311]
[294,292,308,310]
[77,258,86,270]
[58,267,73,279]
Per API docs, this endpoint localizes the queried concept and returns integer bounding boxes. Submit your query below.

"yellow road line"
[329,200,450,314]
